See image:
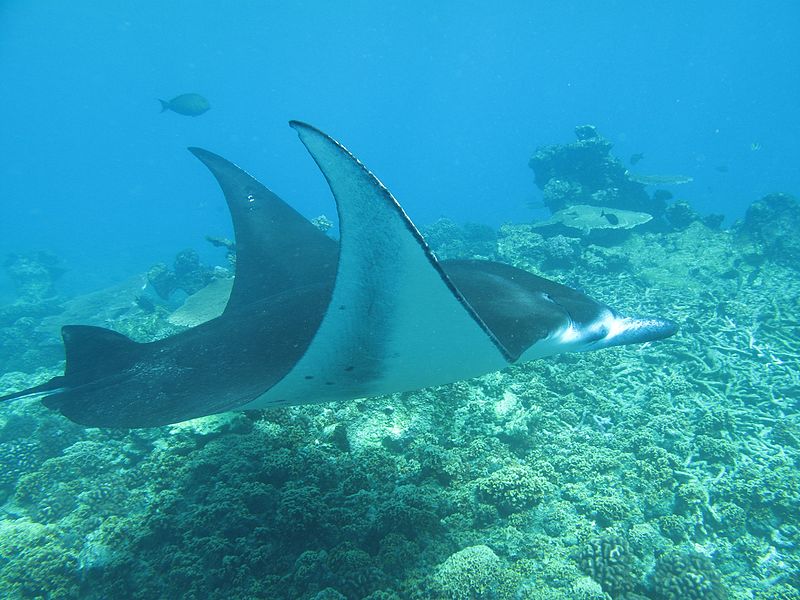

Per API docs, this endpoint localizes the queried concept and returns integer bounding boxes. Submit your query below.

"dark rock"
[529,125,664,216]
[665,201,700,230]
[146,249,216,300]
[737,192,800,268]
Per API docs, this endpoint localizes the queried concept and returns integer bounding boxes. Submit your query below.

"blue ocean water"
[1,1,797,299]
[2,4,800,598]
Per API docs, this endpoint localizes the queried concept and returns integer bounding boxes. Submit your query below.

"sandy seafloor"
[0,216,798,599]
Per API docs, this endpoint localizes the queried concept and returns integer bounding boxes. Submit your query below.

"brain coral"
[650,551,726,600]
[577,533,642,596]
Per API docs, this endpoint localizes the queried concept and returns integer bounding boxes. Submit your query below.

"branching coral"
[429,545,509,600]
[476,464,551,516]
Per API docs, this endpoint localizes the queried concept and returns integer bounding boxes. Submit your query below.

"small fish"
[600,210,619,226]
[715,164,729,173]
[134,295,156,314]
[751,142,762,152]
[159,93,210,117]
[630,152,645,165]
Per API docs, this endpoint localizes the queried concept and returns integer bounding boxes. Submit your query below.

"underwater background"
[1,1,799,599]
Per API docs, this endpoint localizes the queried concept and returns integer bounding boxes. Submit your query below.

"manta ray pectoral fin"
[188,147,338,313]
[0,325,141,407]
[242,122,511,407]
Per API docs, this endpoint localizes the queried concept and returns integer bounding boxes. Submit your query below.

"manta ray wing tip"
[187,146,214,160]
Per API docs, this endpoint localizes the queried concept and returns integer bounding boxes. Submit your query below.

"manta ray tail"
[0,325,143,406]
[0,376,66,403]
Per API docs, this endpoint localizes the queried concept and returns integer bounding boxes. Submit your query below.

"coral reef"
[147,248,216,300]
[0,519,80,598]
[577,533,643,596]
[736,192,800,269]
[476,464,550,516]
[420,218,498,260]
[649,551,726,599]
[3,251,65,302]
[529,125,666,216]
[496,226,582,272]
[662,197,718,231]
[428,545,509,599]
[0,185,799,598]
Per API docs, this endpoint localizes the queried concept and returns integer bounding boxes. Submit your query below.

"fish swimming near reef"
[159,93,210,116]
[628,173,694,186]
[0,122,678,427]
[600,210,620,226]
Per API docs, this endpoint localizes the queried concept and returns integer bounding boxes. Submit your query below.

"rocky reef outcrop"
[529,125,667,217]
[736,192,800,269]
[147,248,217,300]
[3,252,65,303]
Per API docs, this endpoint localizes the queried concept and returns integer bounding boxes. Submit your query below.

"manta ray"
[0,122,677,427]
